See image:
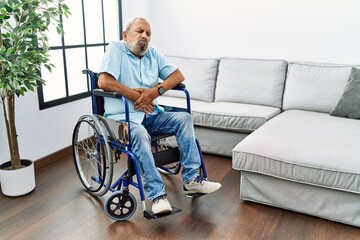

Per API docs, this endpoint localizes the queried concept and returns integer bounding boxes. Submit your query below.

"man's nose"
[141,32,149,39]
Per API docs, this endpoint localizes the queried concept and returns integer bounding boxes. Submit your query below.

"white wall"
[0,91,92,164]
[149,0,360,64]
[122,0,150,24]
[1,0,359,164]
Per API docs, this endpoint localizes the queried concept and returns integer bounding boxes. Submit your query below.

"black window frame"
[37,0,123,110]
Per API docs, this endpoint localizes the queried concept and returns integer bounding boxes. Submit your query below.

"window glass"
[66,48,87,96]
[87,46,105,73]
[84,0,103,44]
[46,23,62,47]
[63,0,84,46]
[41,50,66,102]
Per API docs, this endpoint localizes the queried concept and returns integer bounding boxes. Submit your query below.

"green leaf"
[6,47,14,55]
[4,5,13,13]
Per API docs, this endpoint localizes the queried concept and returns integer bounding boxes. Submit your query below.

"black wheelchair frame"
[72,69,208,221]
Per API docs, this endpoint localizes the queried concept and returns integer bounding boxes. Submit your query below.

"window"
[37,0,122,109]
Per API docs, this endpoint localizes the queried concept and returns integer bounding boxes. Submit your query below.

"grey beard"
[125,41,148,57]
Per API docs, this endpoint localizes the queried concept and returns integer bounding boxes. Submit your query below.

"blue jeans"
[130,111,200,201]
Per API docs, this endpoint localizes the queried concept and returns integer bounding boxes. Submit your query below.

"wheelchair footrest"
[143,206,182,219]
[185,192,207,199]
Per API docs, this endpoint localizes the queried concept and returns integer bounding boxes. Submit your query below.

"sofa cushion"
[215,58,288,108]
[330,67,360,119]
[158,95,208,110]
[283,62,358,113]
[163,56,219,102]
[192,102,281,133]
[233,110,360,194]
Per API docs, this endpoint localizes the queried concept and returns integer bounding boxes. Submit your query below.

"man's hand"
[133,88,157,114]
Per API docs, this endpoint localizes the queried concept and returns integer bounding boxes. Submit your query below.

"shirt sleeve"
[98,41,122,80]
[154,48,178,80]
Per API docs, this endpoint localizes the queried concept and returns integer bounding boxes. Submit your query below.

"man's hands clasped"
[133,87,158,114]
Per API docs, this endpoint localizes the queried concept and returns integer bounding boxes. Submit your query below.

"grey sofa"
[158,56,360,227]
[159,56,287,156]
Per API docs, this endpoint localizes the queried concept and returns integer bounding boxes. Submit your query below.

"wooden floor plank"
[1,153,360,240]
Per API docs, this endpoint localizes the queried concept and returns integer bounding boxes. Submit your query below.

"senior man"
[98,17,221,214]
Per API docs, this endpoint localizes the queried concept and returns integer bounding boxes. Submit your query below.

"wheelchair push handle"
[82,68,125,100]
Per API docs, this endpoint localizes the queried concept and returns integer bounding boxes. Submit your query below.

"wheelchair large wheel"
[104,191,137,221]
[72,114,113,196]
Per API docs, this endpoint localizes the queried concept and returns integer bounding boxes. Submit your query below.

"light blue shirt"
[98,40,177,124]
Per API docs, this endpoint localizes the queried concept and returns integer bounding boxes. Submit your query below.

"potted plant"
[0,0,70,196]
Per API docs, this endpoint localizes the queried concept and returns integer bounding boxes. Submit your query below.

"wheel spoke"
[72,115,113,196]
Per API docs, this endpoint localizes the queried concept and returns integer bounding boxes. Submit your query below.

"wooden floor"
[1,153,360,240]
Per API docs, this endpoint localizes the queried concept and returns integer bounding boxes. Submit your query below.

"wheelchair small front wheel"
[72,114,113,197]
[104,191,137,221]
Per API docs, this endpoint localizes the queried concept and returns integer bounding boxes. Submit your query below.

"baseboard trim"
[34,146,73,171]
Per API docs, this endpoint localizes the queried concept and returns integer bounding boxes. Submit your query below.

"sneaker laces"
[194,175,206,185]
[153,194,167,203]
[183,175,207,191]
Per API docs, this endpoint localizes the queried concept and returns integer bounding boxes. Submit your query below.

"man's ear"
[122,31,127,41]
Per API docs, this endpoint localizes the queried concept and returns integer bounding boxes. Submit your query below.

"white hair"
[124,17,148,33]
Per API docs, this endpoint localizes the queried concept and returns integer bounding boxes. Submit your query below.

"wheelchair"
[72,69,208,221]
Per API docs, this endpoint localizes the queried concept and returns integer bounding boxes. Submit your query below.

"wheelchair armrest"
[172,83,186,90]
[93,89,122,99]
[159,82,191,114]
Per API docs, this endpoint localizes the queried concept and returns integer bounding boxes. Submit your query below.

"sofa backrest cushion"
[283,62,356,113]
[163,56,219,102]
[215,58,288,108]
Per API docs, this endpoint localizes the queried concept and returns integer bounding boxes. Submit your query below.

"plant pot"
[0,159,36,197]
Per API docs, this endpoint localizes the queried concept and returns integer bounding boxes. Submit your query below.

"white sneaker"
[184,175,222,194]
[152,194,172,214]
